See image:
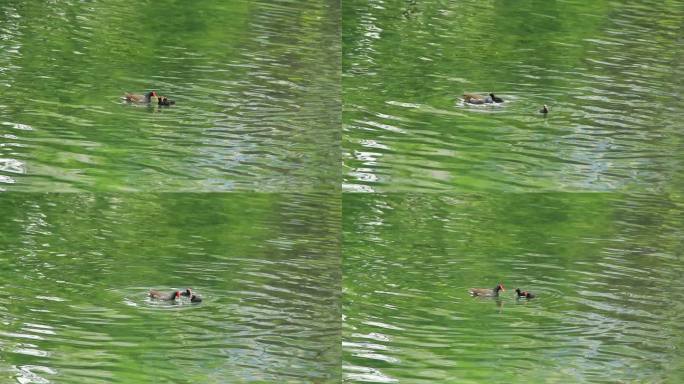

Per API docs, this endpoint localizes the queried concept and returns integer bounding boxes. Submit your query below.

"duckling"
[158,96,176,106]
[539,104,549,115]
[515,288,536,299]
[181,288,202,302]
[489,93,504,103]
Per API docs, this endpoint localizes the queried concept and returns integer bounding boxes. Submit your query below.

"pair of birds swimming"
[463,93,549,115]
[149,288,202,303]
[123,91,175,106]
[468,283,536,299]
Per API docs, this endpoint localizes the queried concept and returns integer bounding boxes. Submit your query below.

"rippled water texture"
[343,0,684,192]
[0,194,341,382]
[343,193,684,383]
[0,0,340,191]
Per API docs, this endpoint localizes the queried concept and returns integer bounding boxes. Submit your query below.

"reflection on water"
[0,194,341,382]
[0,0,340,191]
[343,193,684,383]
[343,0,684,192]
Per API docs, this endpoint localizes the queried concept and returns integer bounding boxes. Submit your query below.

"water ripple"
[0,0,339,191]
[343,193,684,382]
[1,193,341,382]
[343,0,684,192]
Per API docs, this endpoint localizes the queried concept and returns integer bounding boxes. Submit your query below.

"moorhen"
[123,91,158,104]
[469,283,505,297]
[149,289,181,301]
[463,93,504,105]
[515,288,536,299]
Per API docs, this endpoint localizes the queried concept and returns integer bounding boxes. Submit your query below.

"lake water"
[343,193,684,383]
[0,193,340,383]
[343,0,684,192]
[341,2,684,379]
[2,0,683,382]
[0,0,340,192]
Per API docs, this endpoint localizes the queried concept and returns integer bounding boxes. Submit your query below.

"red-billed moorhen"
[149,289,181,301]
[469,283,505,297]
[123,91,158,103]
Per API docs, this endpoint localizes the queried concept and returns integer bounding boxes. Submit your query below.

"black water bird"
[539,104,549,115]
[515,288,536,299]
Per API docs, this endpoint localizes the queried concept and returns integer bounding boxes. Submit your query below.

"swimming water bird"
[539,104,549,115]
[463,93,504,104]
[490,93,504,103]
[515,288,536,299]
[157,96,176,106]
[123,91,158,103]
[180,288,202,303]
[149,289,181,301]
[469,283,505,297]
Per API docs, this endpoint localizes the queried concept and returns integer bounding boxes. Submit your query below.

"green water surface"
[343,193,684,383]
[2,0,683,382]
[0,193,341,383]
[0,0,340,191]
[343,0,684,192]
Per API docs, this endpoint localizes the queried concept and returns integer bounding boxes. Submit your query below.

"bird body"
[148,289,181,301]
[469,283,505,297]
[463,93,489,104]
[515,288,536,299]
[463,93,504,104]
[123,91,175,105]
[149,288,202,303]
[158,96,176,106]
[181,288,202,302]
[539,105,549,114]
[123,91,157,103]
